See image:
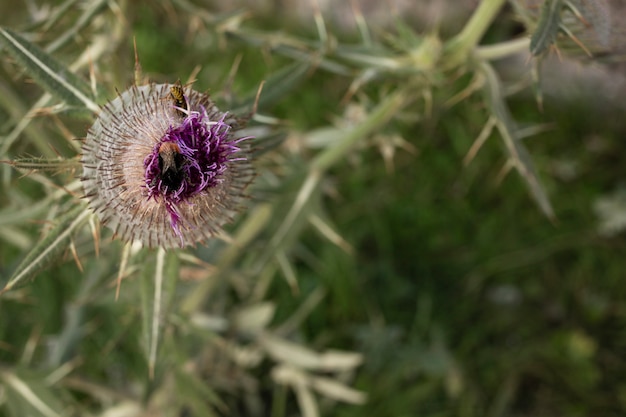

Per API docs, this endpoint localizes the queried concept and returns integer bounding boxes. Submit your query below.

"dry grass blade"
[594,189,626,236]
[233,302,276,333]
[272,366,320,417]
[276,250,299,294]
[275,287,326,336]
[260,333,363,371]
[309,214,354,254]
[464,116,497,166]
[255,170,321,274]
[309,375,367,404]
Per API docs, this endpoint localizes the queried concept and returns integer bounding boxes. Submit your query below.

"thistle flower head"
[81,83,254,248]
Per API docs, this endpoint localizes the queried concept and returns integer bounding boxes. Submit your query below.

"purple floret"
[143,109,246,242]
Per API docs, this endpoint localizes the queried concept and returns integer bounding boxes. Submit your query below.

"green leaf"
[2,156,81,173]
[0,80,58,158]
[0,369,67,417]
[312,91,406,171]
[0,205,91,294]
[530,57,544,111]
[530,0,563,56]
[141,248,179,378]
[232,61,313,113]
[173,368,225,416]
[253,170,322,276]
[0,27,99,113]
[44,0,108,54]
[480,61,555,220]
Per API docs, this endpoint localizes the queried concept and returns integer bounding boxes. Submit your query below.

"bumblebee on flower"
[81,81,255,249]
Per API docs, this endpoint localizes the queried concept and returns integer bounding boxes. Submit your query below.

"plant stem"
[476,37,531,60]
[445,0,508,65]
[312,91,406,172]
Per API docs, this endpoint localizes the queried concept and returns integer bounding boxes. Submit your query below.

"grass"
[1,0,626,416]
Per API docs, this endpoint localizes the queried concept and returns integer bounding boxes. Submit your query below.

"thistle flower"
[81,83,254,249]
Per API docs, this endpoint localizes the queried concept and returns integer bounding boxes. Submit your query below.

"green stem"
[476,37,531,60]
[312,91,406,172]
[445,0,508,65]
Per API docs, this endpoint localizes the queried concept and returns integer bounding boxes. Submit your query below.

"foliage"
[0,0,625,416]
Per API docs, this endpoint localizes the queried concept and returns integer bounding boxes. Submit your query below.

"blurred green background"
[1,0,626,416]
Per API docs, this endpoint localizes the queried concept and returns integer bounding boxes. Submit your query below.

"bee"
[158,142,185,190]
[170,81,188,118]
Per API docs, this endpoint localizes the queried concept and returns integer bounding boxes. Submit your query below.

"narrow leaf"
[0,181,82,227]
[260,333,363,371]
[1,205,90,294]
[0,27,99,112]
[174,368,225,416]
[149,248,165,379]
[480,61,555,219]
[44,0,108,53]
[530,0,563,55]
[254,170,321,275]
[530,58,544,111]
[2,156,81,173]
[272,366,319,417]
[0,369,65,417]
[0,80,57,158]
[182,202,273,313]
[141,248,179,378]
[233,61,313,113]
[312,91,406,171]
[310,375,367,404]
[233,302,276,333]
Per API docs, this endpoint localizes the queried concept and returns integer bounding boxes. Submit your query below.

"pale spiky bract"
[81,83,254,248]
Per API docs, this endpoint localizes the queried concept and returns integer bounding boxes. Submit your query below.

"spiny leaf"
[225,27,350,76]
[480,61,555,220]
[251,91,407,274]
[2,156,81,173]
[530,0,563,55]
[0,205,91,294]
[0,27,99,112]
[233,61,313,113]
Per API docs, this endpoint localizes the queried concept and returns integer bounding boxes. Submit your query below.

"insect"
[170,81,188,118]
[158,141,185,191]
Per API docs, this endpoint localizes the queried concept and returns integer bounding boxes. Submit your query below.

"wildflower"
[81,83,254,248]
